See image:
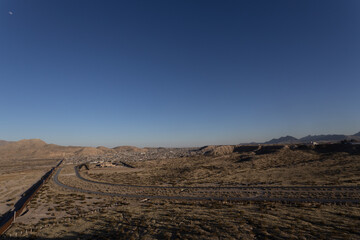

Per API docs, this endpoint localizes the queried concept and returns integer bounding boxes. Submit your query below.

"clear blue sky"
[1,0,359,147]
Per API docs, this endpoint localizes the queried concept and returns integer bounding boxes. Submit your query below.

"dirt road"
[53,166,360,204]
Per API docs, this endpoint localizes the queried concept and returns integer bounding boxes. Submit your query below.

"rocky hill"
[0,139,76,160]
[0,140,13,146]
[198,145,235,156]
[265,136,299,144]
[0,139,117,160]
[0,139,186,161]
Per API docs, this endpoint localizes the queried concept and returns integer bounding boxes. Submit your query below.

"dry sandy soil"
[0,158,58,216]
[2,145,360,239]
[84,147,360,187]
[5,182,360,239]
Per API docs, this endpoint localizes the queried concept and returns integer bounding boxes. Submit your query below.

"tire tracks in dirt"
[53,167,360,204]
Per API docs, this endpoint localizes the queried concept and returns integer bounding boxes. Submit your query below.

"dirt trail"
[53,167,360,204]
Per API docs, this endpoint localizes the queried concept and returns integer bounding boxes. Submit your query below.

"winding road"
[53,166,360,204]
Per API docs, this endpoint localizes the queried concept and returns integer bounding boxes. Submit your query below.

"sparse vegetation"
[2,144,360,239]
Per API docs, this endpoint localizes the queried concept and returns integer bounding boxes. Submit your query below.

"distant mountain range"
[265,136,299,144]
[1,131,360,160]
[264,132,360,144]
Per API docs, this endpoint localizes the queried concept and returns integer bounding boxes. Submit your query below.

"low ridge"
[265,136,298,144]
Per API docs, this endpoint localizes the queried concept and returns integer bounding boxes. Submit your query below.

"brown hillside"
[0,140,13,146]
[113,146,146,152]
[96,146,116,153]
[75,147,105,157]
[0,139,74,160]
[200,145,235,156]
[0,139,109,160]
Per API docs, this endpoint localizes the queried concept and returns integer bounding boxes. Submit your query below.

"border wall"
[0,160,63,235]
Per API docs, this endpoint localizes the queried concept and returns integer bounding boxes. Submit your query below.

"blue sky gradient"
[1,0,360,147]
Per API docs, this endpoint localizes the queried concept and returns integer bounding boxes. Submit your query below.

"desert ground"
[0,140,360,239]
[0,158,59,216]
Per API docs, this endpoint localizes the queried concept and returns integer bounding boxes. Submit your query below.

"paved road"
[53,167,360,204]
